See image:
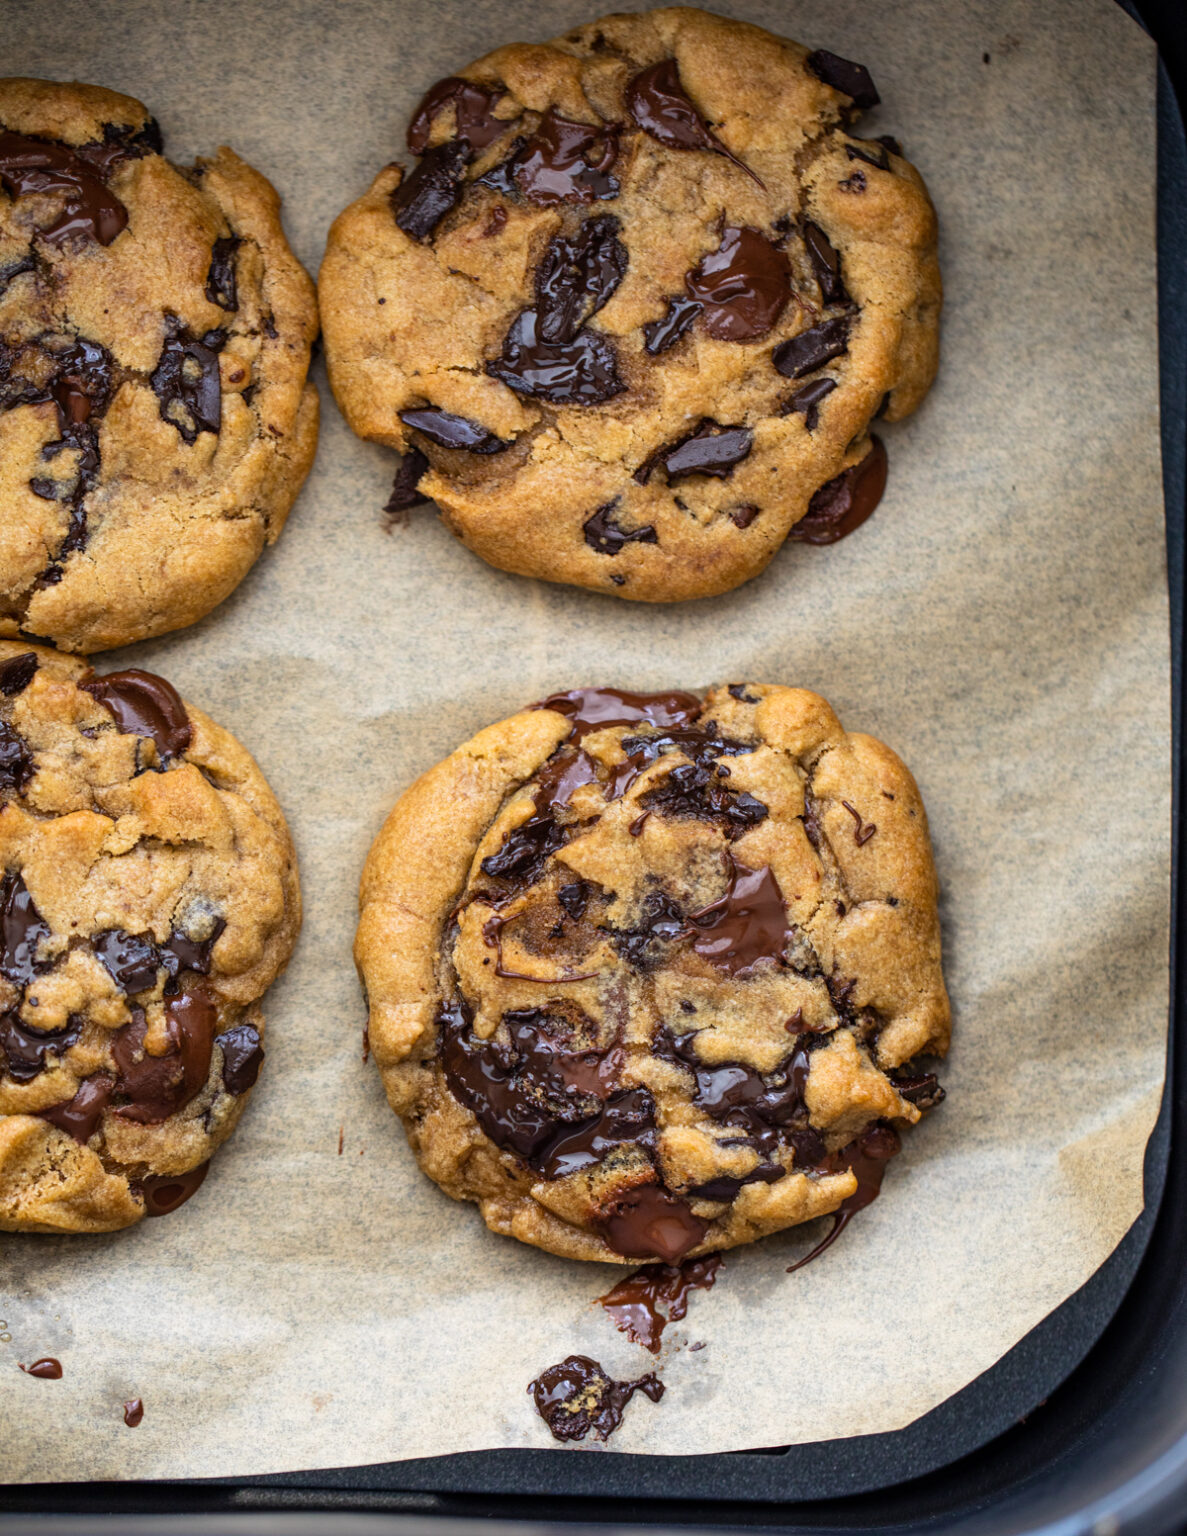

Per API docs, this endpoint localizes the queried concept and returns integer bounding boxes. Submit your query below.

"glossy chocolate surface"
[81,668,192,758]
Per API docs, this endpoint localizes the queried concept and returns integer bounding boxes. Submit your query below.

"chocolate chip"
[0,130,130,246]
[385,449,430,514]
[481,111,619,206]
[529,1355,663,1442]
[772,316,850,379]
[486,308,624,404]
[805,49,880,110]
[642,295,702,355]
[730,504,759,529]
[81,668,192,759]
[218,1023,265,1094]
[636,421,753,483]
[159,918,225,988]
[846,140,890,171]
[0,1013,80,1082]
[407,77,509,154]
[611,891,686,970]
[140,1160,208,1217]
[0,719,32,791]
[0,873,50,988]
[877,134,903,158]
[93,929,160,995]
[534,215,628,345]
[398,406,508,453]
[391,139,469,242]
[685,226,790,341]
[205,235,240,311]
[625,59,761,186]
[583,501,657,555]
[789,435,887,545]
[0,653,37,697]
[839,168,867,193]
[480,814,567,884]
[38,1072,113,1141]
[150,318,225,444]
[781,376,837,431]
[28,478,58,500]
[801,220,847,305]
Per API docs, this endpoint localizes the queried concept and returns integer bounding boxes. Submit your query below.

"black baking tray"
[4,1,1186,1529]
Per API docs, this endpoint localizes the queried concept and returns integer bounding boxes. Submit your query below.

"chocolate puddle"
[598,1254,722,1352]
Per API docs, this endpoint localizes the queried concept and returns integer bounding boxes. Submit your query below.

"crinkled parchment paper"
[1,0,1167,1479]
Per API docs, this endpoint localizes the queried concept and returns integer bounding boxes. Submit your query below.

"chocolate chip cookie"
[0,78,319,652]
[356,684,949,1263]
[320,7,939,602]
[0,643,300,1232]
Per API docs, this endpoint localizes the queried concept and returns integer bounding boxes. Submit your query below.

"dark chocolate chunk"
[0,652,37,696]
[557,882,589,921]
[583,501,657,555]
[0,872,51,988]
[596,1182,708,1262]
[625,59,761,186]
[534,686,701,743]
[481,814,567,884]
[218,1023,265,1094]
[877,134,903,158]
[535,1088,656,1179]
[846,140,890,171]
[0,1012,80,1083]
[801,220,847,305]
[889,1068,945,1110]
[29,478,58,500]
[150,319,225,444]
[773,316,850,379]
[38,1072,113,1142]
[486,307,624,404]
[0,720,32,791]
[688,1166,787,1201]
[685,855,790,975]
[483,111,620,206]
[789,435,887,545]
[685,226,790,341]
[159,918,225,987]
[640,757,768,839]
[407,77,508,154]
[385,449,430,515]
[597,1254,721,1352]
[728,684,759,702]
[534,215,628,345]
[0,253,36,295]
[0,130,131,246]
[636,420,753,483]
[529,1355,663,1442]
[839,167,867,193]
[92,928,160,995]
[111,987,217,1124]
[140,1160,208,1217]
[391,140,469,242]
[730,504,759,529]
[805,49,880,110]
[611,891,686,970]
[781,376,837,431]
[399,406,509,453]
[81,667,192,758]
[205,235,240,311]
[642,295,702,355]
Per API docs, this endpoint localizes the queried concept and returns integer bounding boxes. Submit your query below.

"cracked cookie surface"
[0,78,319,652]
[356,683,949,1264]
[0,642,300,1232]
[320,6,940,602]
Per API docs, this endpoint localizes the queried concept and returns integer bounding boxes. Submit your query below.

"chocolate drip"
[399,406,508,453]
[486,306,624,404]
[534,686,702,743]
[0,652,37,696]
[597,1182,708,1262]
[140,1159,208,1217]
[218,1023,265,1094]
[583,501,657,555]
[38,1073,113,1142]
[781,377,836,432]
[0,129,139,245]
[150,318,226,444]
[81,667,192,758]
[636,738,767,839]
[625,59,761,186]
[773,316,850,379]
[0,872,51,988]
[19,1357,63,1379]
[685,855,791,975]
[642,295,702,355]
[787,1122,900,1272]
[407,77,508,154]
[529,1354,663,1442]
[805,50,880,111]
[801,220,847,305]
[111,987,217,1124]
[205,235,240,311]
[480,111,619,206]
[385,449,430,514]
[392,140,469,242]
[0,1013,81,1083]
[789,436,887,545]
[598,1254,721,1352]
[123,1398,144,1427]
[635,421,753,483]
[685,226,790,341]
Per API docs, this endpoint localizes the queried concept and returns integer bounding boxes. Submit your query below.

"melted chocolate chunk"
[688,1166,789,1201]
[597,1182,708,1263]
[773,316,850,379]
[160,918,225,986]
[392,139,469,242]
[611,891,686,970]
[839,167,867,194]
[38,1073,113,1142]
[781,376,837,432]
[123,1398,144,1427]
[481,813,567,885]
[205,235,240,311]
[583,501,657,555]
[636,421,753,483]
[503,1008,621,1098]
[150,320,225,444]
[642,295,702,355]
[0,130,134,245]
[890,1068,945,1110]
[598,1254,721,1352]
[730,504,759,529]
[625,59,761,186]
[801,220,847,305]
[218,1023,265,1094]
[111,989,217,1124]
[0,719,32,790]
[685,856,790,975]
[537,1088,656,1179]
[399,406,508,453]
[685,226,790,341]
[557,882,589,921]
[28,338,116,577]
[407,77,508,154]
[846,140,890,171]
[483,111,619,206]
[0,653,37,696]
[0,1013,81,1083]
[529,1355,663,1442]
[805,50,880,111]
[140,1160,208,1217]
[637,737,768,838]
[385,448,430,514]
[789,436,887,546]
[535,686,702,743]
[534,215,628,346]
[787,1122,900,1272]
[0,872,51,987]
[93,929,160,994]
[19,1357,63,1379]
[486,307,624,404]
[81,667,192,758]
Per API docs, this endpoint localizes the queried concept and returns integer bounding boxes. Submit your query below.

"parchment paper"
[1,0,1168,1480]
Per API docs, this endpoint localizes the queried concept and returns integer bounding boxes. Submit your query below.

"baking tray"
[3,0,1185,1527]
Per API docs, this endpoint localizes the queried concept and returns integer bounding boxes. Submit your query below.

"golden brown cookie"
[320,7,939,602]
[0,643,300,1233]
[0,78,319,652]
[356,684,949,1264]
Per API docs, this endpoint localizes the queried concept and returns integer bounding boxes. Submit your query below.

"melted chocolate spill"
[773,316,850,379]
[0,127,144,246]
[481,111,619,206]
[789,436,887,545]
[597,1182,708,1262]
[598,1254,721,1352]
[801,220,847,305]
[529,1355,663,1442]
[140,1159,209,1217]
[111,988,217,1124]
[534,686,701,743]
[0,719,33,790]
[0,652,37,696]
[38,1072,113,1141]
[642,295,702,355]
[535,215,627,345]
[685,226,790,341]
[150,318,225,444]
[805,50,881,111]
[625,59,761,186]
[781,376,836,432]
[787,1122,900,1272]
[0,1013,81,1083]
[123,1398,144,1427]
[392,139,469,242]
[81,668,192,758]
[218,1023,264,1094]
[19,1357,63,1379]
[399,406,508,453]
[583,501,657,555]
[205,235,240,311]
[0,873,51,988]
[407,77,508,154]
[385,449,430,514]
[486,307,624,404]
[685,856,790,975]
[636,421,753,484]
